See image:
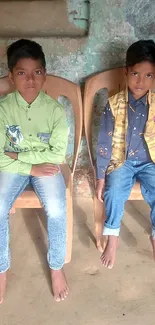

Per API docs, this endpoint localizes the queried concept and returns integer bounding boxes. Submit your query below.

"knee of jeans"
[45,200,66,219]
[106,178,125,191]
[104,186,126,202]
[104,186,119,196]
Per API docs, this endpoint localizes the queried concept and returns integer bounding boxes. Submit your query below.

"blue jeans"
[0,172,66,273]
[103,161,155,237]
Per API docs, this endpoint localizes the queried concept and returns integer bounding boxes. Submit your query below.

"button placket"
[27,104,31,121]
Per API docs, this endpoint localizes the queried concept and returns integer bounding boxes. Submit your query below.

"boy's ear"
[125,67,128,76]
[43,69,46,82]
[8,71,14,84]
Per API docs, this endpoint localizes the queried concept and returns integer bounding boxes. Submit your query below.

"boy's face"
[126,61,155,99]
[9,58,46,102]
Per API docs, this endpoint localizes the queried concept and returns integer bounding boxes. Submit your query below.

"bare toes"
[100,257,104,263]
[60,294,65,301]
[55,295,61,302]
[104,260,109,268]
[61,290,67,300]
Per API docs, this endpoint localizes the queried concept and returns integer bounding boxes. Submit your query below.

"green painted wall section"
[68,0,89,32]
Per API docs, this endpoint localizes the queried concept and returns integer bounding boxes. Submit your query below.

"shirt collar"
[15,90,45,109]
[128,89,148,106]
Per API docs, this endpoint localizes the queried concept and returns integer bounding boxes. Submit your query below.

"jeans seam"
[0,174,29,272]
[31,175,66,270]
[9,177,30,208]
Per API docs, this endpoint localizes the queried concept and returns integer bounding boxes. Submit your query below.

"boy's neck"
[18,91,40,104]
[128,88,148,101]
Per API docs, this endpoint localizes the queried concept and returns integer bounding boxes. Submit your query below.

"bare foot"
[96,237,104,252]
[100,235,119,269]
[96,235,108,253]
[149,236,155,261]
[0,272,7,304]
[50,268,69,302]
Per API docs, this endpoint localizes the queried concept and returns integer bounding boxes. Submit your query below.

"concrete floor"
[1,198,155,325]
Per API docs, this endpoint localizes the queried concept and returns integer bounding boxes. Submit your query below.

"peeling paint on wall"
[67,0,90,33]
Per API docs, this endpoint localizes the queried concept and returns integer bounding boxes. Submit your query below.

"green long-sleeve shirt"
[0,90,68,175]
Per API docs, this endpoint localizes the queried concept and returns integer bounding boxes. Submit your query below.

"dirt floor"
[1,198,155,325]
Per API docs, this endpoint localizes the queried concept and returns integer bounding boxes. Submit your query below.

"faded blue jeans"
[103,161,155,237]
[0,172,66,273]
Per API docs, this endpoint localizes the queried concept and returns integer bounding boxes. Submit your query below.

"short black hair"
[126,40,155,67]
[7,39,46,71]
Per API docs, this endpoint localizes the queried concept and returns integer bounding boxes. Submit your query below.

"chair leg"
[94,195,106,252]
[65,178,73,264]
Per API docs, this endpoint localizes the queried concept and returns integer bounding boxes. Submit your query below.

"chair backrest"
[84,68,126,168]
[0,75,83,175]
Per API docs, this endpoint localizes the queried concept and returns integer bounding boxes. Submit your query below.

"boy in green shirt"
[0,39,69,303]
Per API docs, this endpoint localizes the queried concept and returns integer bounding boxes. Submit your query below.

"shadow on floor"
[73,198,96,248]
[125,201,151,234]
[121,222,137,247]
[21,208,51,291]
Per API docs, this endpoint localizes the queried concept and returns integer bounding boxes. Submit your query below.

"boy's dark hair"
[7,39,46,71]
[126,40,155,67]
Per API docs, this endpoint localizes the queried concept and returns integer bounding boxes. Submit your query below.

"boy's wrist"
[5,152,18,160]
[96,178,105,184]
[96,178,105,188]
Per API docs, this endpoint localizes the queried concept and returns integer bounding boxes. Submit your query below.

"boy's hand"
[95,179,105,202]
[31,163,59,177]
[5,152,18,160]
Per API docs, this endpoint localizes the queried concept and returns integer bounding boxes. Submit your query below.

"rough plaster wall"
[0,0,88,37]
[0,0,154,82]
[0,0,154,195]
